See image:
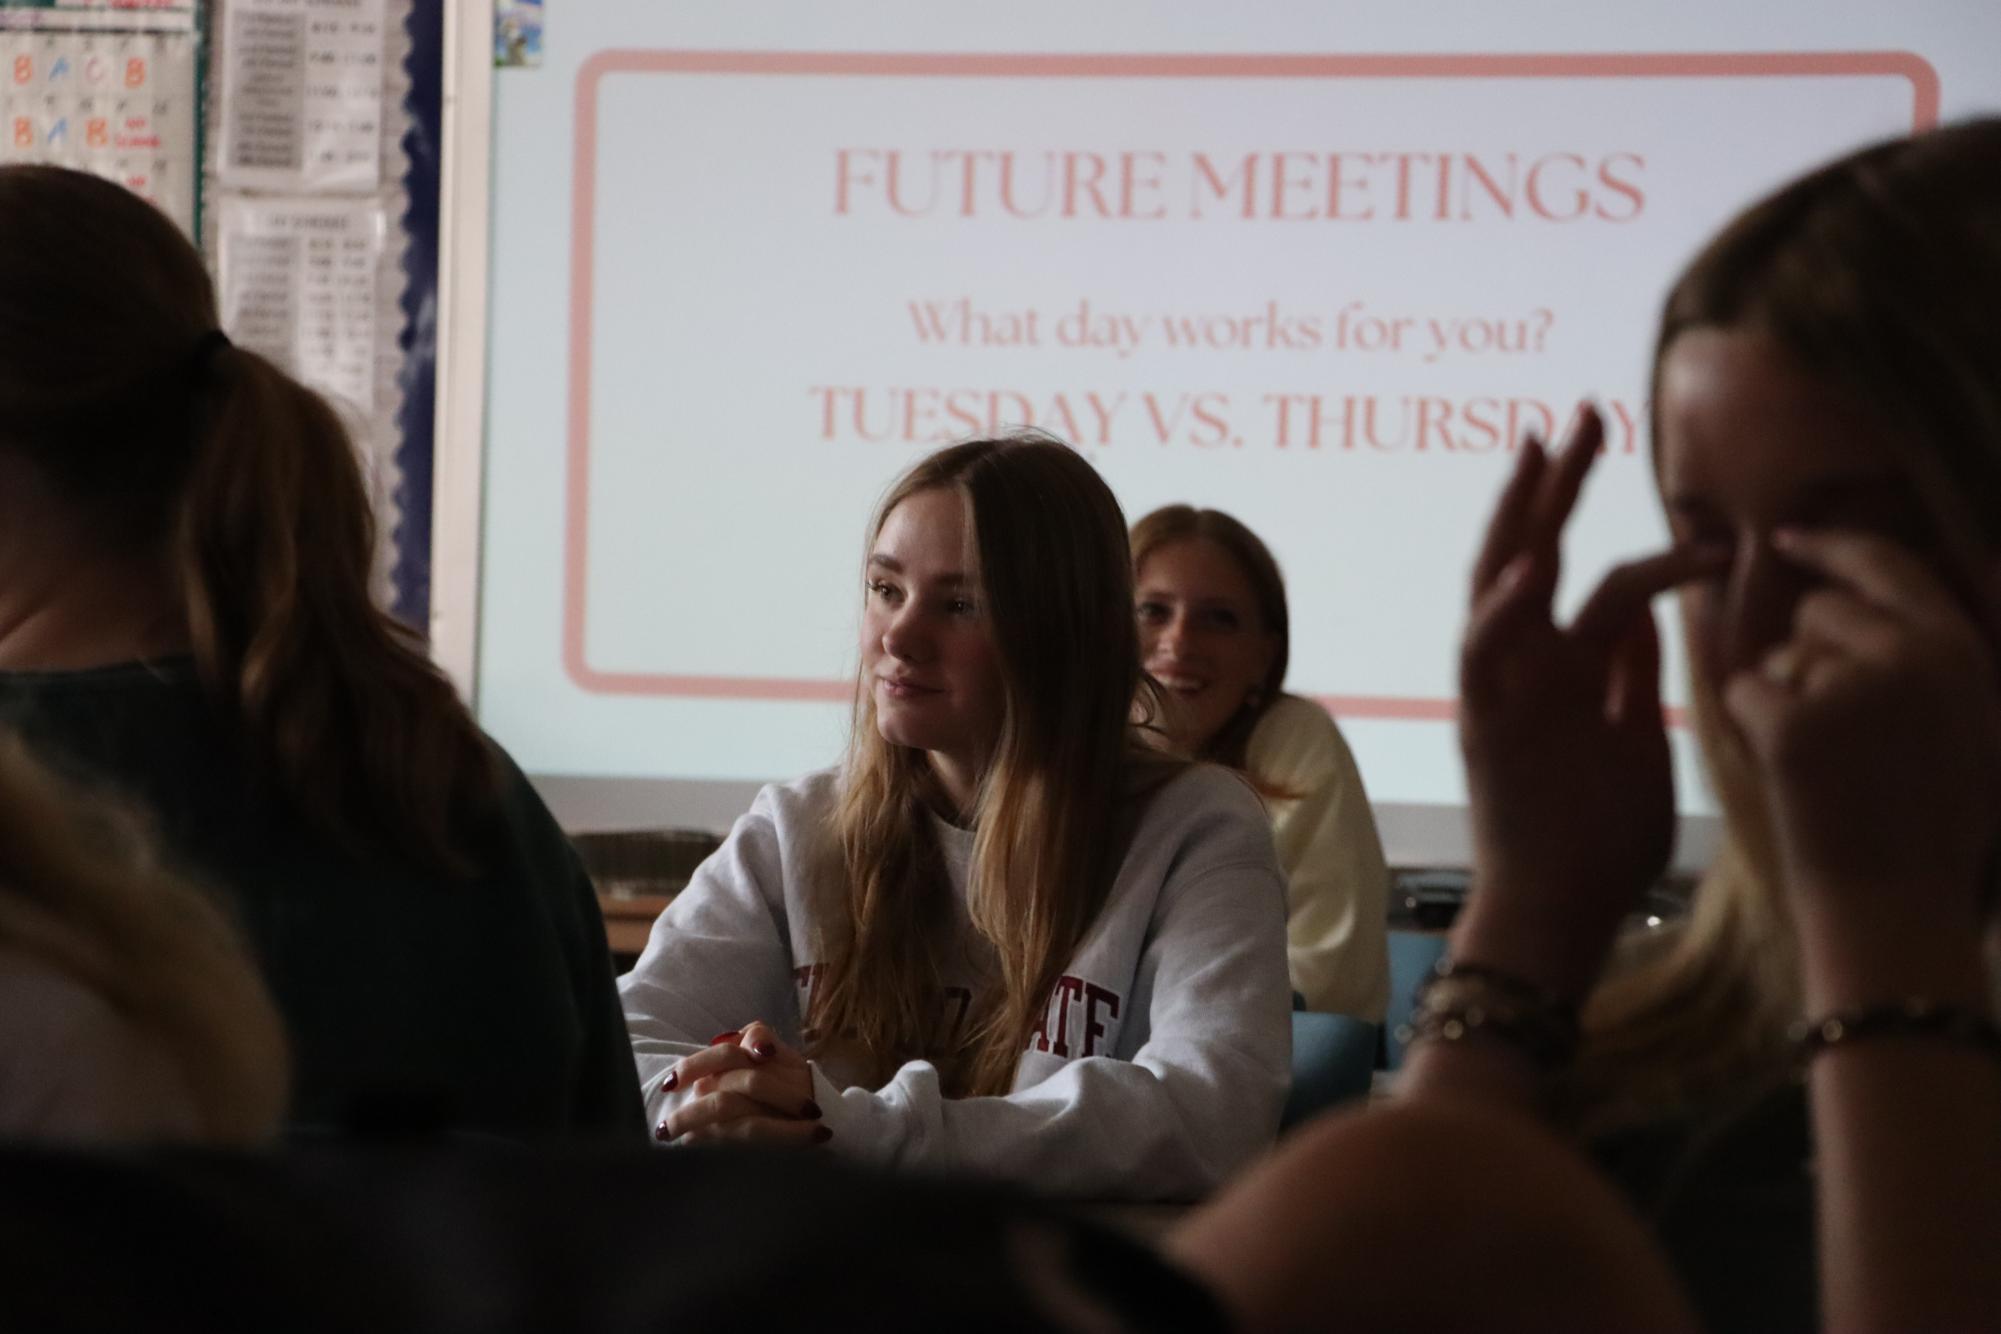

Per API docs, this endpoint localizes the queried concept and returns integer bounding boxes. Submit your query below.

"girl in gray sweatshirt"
[620,436,1292,1201]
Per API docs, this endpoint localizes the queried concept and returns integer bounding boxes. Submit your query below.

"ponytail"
[178,345,498,877]
[0,164,495,878]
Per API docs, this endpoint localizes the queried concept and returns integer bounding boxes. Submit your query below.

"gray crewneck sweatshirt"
[619,763,1292,1200]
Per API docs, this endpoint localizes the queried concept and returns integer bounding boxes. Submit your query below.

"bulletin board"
[207,0,414,607]
[0,0,429,613]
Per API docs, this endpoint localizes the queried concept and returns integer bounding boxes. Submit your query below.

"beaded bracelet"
[1397,959,1582,1070]
[1791,998,2001,1063]
[1427,958,1575,1013]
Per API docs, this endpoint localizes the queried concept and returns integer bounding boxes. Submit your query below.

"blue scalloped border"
[391,0,441,628]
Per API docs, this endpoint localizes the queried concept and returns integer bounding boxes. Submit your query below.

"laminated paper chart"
[217,195,385,419]
[216,0,387,193]
[210,0,410,602]
[212,0,399,422]
[0,1,200,234]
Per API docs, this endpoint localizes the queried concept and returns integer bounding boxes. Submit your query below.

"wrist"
[1399,1033,1552,1116]
[1449,889,1618,1006]
[1794,906,1992,1016]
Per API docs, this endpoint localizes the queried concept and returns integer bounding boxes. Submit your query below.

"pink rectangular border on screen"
[563,50,1940,719]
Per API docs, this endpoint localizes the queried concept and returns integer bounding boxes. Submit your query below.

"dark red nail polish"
[709,1030,740,1046]
[653,1122,672,1142]
[751,1040,774,1059]
[802,1100,822,1120]
[812,1125,833,1144]
[662,1070,678,1092]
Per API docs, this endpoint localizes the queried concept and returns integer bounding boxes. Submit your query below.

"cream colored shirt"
[1245,695,1391,1020]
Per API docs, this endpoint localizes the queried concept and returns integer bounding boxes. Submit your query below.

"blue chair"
[1383,929,1449,1069]
[1281,1011,1379,1130]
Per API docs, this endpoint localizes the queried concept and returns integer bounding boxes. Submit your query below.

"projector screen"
[448,3,2001,860]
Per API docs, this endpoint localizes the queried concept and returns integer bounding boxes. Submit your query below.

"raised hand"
[1722,528,2001,1003]
[1456,406,1727,1000]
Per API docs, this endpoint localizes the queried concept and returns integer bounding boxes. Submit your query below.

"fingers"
[737,1019,801,1065]
[676,1117,835,1148]
[1771,527,1953,618]
[1464,541,1724,714]
[1729,528,1978,742]
[658,1086,824,1141]
[1734,591,1938,764]
[1466,409,1601,613]
[701,1065,820,1119]
[1470,437,1550,602]
[657,1028,827,1143]
[1571,544,1731,662]
[1525,405,1605,556]
[1607,605,1663,729]
[1461,550,1556,703]
[661,1020,808,1096]
[1751,531,1993,712]
[660,1032,758,1094]
[1464,406,1627,667]
[1727,629,1883,768]
[1791,588,1903,665]
[658,1088,771,1140]
[1721,654,1798,764]
[1464,407,1614,670]
[1779,532,1998,688]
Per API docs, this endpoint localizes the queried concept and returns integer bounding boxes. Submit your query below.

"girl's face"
[1136,537,1277,754]
[862,487,1005,794]
[1657,327,1943,695]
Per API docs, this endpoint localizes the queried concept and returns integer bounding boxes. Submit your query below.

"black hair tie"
[189,328,233,379]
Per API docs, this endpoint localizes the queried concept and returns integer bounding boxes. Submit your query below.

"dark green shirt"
[0,660,643,1142]
[1594,1081,1817,1334]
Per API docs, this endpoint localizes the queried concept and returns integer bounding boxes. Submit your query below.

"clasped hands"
[655,1019,830,1147]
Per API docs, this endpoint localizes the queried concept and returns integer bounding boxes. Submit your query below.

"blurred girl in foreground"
[0,738,286,1143]
[1176,119,2001,1333]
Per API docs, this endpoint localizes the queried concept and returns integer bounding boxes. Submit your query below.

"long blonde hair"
[810,437,1179,1097]
[0,166,496,879]
[1571,118,2001,1128]
[0,737,288,1141]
